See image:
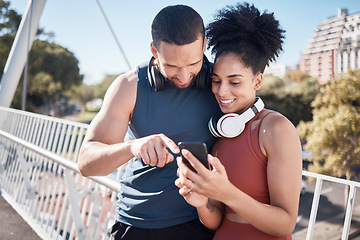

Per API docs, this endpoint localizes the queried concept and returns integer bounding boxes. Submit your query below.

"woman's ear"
[254,72,263,90]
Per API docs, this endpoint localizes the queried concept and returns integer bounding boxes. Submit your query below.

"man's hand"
[130,134,179,167]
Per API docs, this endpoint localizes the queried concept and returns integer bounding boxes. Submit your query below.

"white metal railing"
[0,106,360,239]
[301,170,360,240]
[0,107,121,240]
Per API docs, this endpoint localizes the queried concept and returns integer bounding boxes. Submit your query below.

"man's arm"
[78,69,137,176]
[78,69,179,177]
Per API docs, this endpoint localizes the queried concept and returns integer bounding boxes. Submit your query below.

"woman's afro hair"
[206,2,285,73]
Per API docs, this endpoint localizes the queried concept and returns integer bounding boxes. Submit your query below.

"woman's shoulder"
[258,109,301,158]
[260,109,293,128]
[259,109,298,140]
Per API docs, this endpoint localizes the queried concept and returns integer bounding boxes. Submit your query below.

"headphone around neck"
[147,55,212,91]
[208,97,265,138]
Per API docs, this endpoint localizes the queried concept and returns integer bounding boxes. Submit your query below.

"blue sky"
[10,0,360,85]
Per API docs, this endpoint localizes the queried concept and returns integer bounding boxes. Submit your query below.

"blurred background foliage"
[297,69,360,181]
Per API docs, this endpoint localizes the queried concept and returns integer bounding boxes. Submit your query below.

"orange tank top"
[214,110,292,240]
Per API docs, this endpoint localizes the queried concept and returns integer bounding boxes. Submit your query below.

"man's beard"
[166,76,197,89]
[157,64,197,89]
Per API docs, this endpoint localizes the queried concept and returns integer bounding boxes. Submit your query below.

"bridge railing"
[0,106,359,240]
[0,107,121,240]
[302,171,360,239]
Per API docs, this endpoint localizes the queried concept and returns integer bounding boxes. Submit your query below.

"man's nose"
[176,68,192,82]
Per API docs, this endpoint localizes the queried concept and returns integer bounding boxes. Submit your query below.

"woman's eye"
[211,78,220,84]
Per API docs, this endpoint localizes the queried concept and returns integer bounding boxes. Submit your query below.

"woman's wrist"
[196,198,210,210]
[198,198,220,215]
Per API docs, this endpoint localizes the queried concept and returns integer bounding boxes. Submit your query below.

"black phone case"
[178,142,209,172]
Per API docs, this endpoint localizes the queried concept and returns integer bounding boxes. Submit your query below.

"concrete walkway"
[0,195,41,240]
[293,205,360,240]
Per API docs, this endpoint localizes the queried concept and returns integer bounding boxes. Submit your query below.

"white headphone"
[208,97,265,138]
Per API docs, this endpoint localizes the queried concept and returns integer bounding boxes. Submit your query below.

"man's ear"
[255,72,263,90]
[150,42,159,59]
[202,37,207,53]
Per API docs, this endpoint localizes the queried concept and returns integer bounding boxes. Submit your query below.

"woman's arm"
[196,198,225,230]
[217,114,302,237]
[176,157,225,230]
[179,113,302,237]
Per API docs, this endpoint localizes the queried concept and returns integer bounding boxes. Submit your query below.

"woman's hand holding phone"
[175,147,209,208]
[177,142,210,173]
[176,145,231,204]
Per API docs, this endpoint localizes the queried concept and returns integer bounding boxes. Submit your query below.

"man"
[78,5,221,240]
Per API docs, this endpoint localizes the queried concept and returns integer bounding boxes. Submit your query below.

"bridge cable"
[94,0,132,70]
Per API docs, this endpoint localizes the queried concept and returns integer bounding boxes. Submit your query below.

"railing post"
[306,177,323,240]
[16,146,37,200]
[64,169,90,240]
[342,184,356,240]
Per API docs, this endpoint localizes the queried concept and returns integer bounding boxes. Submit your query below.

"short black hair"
[151,5,205,50]
[206,2,285,74]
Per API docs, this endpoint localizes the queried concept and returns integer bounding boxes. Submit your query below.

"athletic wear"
[116,62,221,230]
[110,219,215,240]
[214,110,292,240]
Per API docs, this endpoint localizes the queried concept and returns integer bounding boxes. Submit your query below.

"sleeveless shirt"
[214,110,292,240]
[116,62,222,229]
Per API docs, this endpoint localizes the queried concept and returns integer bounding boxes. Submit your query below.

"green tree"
[260,74,285,95]
[0,0,22,76]
[297,69,360,180]
[28,40,83,89]
[283,69,311,83]
[93,74,118,99]
[259,72,319,126]
[0,0,47,76]
[0,0,21,32]
[65,84,95,112]
[11,40,83,110]
[1,1,83,111]
[28,72,62,114]
[65,74,118,113]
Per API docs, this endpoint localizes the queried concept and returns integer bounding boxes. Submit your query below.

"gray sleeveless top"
[116,62,221,229]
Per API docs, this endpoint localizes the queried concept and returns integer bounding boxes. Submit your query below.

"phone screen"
[178,142,209,172]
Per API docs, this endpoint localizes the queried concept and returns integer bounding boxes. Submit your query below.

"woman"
[175,2,302,239]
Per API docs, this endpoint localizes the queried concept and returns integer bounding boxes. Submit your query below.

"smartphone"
[178,142,209,172]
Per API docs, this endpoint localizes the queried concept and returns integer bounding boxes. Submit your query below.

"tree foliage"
[28,40,83,89]
[297,69,360,179]
[283,69,312,83]
[65,74,117,111]
[10,40,83,110]
[0,1,83,111]
[65,84,95,111]
[93,74,118,99]
[0,0,21,76]
[259,71,320,126]
[0,0,22,33]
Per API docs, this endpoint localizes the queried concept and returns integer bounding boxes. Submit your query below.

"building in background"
[264,63,297,78]
[299,8,360,84]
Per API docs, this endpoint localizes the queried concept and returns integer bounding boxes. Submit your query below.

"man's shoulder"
[113,69,138,88]
[103,69,138,106]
